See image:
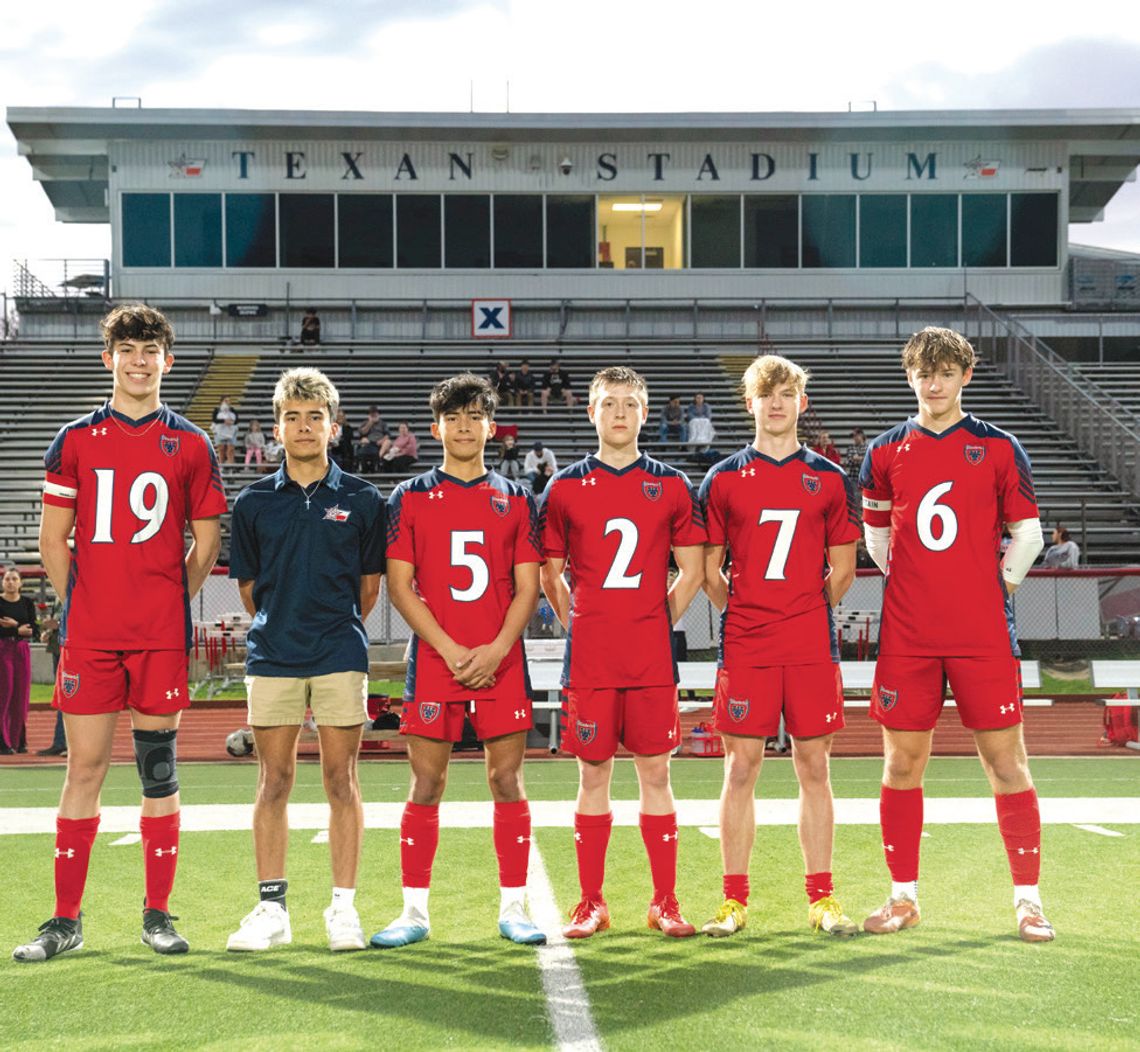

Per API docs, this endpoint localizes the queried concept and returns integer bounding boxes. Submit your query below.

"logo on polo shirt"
[323,505,351,522]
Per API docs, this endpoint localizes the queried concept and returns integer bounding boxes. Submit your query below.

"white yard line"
[527,837,602,1052]
[109,832,141,846]
[1073,823,1126,837]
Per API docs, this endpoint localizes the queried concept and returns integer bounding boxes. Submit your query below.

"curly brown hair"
[100,304,175,351]
[900,327,977,374]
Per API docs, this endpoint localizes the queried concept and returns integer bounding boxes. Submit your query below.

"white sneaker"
[324,903,366,952]
[226,901,292,952]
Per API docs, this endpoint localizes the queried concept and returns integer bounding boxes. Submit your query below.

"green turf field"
[2,757,1137,1050]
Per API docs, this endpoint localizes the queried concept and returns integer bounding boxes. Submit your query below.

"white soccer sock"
[1013,884,1042,908]
[891,880,918,903]
[331,887,356,909]
[499,886,527,918]
[402,886,430,919]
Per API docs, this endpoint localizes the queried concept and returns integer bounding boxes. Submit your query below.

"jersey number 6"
[916,482,958,552]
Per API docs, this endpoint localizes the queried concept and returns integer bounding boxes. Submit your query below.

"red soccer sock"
[400,802,440,888]
[54,815,100,920]
[639,812,679,902]
[995,788,1042,885]
[805,871,834,904]
[574,812,613,901]
[141,812,180,913]
[493,800,532,888]
[723,873,750,907]
[879,785,923,883]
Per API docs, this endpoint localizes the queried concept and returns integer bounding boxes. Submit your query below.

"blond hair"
[272,367,340,422]
[741,354,809,400]
[901,327,977,374]
[589,366,649,406]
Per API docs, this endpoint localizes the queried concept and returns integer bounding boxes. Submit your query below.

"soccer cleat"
[370,907,430,949]
[863,896,921,934]
[12,915,83,963]
[808,895,858,937]
[562,897,610,939]
[647,894,697,938]
[1016,899,1055,943]
[141,908,189,954]
[324,904,366,952]
[701,898,747,938]
[226,901,292,952]
[498,901,547,945]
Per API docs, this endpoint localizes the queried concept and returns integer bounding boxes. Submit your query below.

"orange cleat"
[863,896,921,934]
[1016,900,1055,943]
[563,898,610,939]
[647,894,697,938]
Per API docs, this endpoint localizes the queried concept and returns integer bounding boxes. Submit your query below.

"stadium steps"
[182,353,260,430]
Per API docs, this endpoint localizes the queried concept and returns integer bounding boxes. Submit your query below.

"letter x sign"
[471,298,512,339]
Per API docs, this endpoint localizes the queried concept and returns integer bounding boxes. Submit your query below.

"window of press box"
[545,196,594,268]
[122,193,171,267]
[690,196,742,268]
[494,195,543,268]
[962,194,1007,267]
[444,195,491,268]
[802,195,856,268]
[597,195,685,269]
[338,195,394,268]
[859,195,907,268]
[225,193,277,268]
[174,194,222,268]
[1011,193,1058,267]
[744,196,798,268]
[280,194,334,268]
[910,194,958,267]
[396,195,442,268]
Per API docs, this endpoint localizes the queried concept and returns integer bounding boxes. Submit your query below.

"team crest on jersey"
[727,698,750,722]
[490,493,510,517]
[877,686,898,712]
[419,702,441,724]
[642,481,662,502]
[323,506,350,522]
[160,435,180,457]
[802,473,821,495]
[61,671,80,698]
[576,719,597,745]
[964,444,985,466]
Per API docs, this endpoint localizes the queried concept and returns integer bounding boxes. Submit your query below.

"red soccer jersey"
[539,454,707,689]
[700,446,861,668]
[860,414,1039,657]
[43,403,227,651]
[386,468,542,703]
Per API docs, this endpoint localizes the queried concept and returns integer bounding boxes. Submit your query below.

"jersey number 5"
[91,469,170,544]
[450,530,489,601]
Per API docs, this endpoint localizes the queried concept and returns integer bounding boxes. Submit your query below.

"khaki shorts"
[245,671,368,727]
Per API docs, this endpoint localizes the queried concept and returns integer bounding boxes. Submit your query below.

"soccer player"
[14,305,224,962]
[539,367,706,939]
[225,368,385,953]
[859,327,1052,942]
[698,354,861,938]
[372,374,545,948]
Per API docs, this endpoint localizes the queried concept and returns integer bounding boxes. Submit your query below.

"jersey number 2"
[91,469,170,544]
[602,517,642,589]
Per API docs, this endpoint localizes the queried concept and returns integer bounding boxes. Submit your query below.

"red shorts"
[400,697,532,743]
[713,663,844,739]
[561,685,680,761]
[871,653,1023,731]
[53,647,190,716]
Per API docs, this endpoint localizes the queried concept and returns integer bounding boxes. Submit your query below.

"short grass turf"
[1,757,1137,1051]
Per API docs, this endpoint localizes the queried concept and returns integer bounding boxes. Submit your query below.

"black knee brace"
[133,728,179,799]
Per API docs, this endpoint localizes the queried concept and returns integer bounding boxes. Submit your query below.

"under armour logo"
[90,427,108,437]
[1000,703,1015,715]
[662,832,678,842]
[516,835,530,845]
[428,490,444,500]
[902,443,912,452]
[825,712,836,723]
[740,467,756,477]
[885,844,895,853]
[573,831,582,842]
[55,848,75,859]
[581,477,596,486]
[166,688,180,700]
[514,709,527,720]
[1017,847,1040,855]
[401,836,415,846]
[155,846,177,857]
[667,728,676,740]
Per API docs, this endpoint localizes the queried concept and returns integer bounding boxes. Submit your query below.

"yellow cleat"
[701,898,747,938]
[809,894,859,937]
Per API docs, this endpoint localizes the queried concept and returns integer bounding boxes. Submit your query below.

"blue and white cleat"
[370,908,430,949]
[498,902,547,945]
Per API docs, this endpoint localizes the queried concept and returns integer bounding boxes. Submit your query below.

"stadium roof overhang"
[7,105,1140,224]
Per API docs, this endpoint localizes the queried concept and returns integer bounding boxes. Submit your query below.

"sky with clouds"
[2,0,1139,273]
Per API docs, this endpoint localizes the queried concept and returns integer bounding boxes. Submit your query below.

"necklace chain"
[108,408,162,439]
[300,478,322,509]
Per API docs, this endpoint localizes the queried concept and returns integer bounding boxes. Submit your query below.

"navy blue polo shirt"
[229,461,386,677]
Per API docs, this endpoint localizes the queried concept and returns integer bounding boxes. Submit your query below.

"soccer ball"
[225,728,254,757]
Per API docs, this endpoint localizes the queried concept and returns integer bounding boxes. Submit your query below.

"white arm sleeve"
[1001,518,1044,587]
[864,525,891,574]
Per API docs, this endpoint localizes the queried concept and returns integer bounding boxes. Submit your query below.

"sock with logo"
[140,812,180,913]
[639,812,679,901]
[805,871,834,904]
[879,785,923,887]
[573,811,613,901]
[53,815,100,920]
[995,788,1042,885]
[259,878,288,911]
[400,802,440,888]
[493,800,531,889]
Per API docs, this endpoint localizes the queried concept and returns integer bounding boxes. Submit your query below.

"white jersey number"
[602,517,642,589]
[916,481,958,552]
[757,508,800,580]
[91,469,170,545]
[450,530,489,602]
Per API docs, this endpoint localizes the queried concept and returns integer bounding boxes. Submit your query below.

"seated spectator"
[243,419,266,469]
[524,440,557,493]
[355,405,387,472]
[330,409,355,471]
[540,358,574,412]
[658,395,688,444]
[844,427,867,476]
[490,361,516,405]
[1043,525,1080,568]
[813,430,841,465]
[379,421,419,473]
[686,392,715,452]
[498,433,523,480]
[212,396,239,466]
[514,359,537,407]
[300,307,321,345]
